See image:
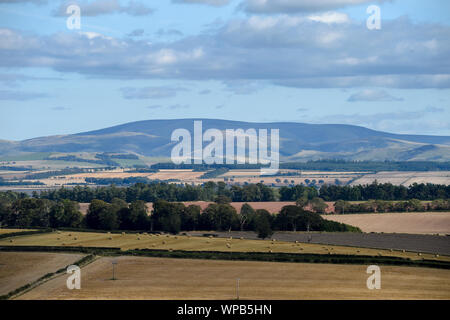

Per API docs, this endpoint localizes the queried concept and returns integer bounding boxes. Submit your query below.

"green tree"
[254,210,273,239]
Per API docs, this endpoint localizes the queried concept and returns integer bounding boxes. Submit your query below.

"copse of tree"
[86,199,119,230]
[274,205,359,232]
[239,203,256,231]
[117,200,149,230]
[279,185,318,201]
[152,200,184,234]
[200,203,239,231]
[254,209,273,239]
[49,199,83,228]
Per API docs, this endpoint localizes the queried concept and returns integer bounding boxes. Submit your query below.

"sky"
[0,0,449,141]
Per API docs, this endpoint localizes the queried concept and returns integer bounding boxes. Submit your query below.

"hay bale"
[73,237,77,240]
[295,240,298,244]
[9,239,13,242]
[162,241,166,244]
[226,243,231,248]
[418,253,422,256]
[122,232,125,236]
[109,237,112,240]
[435,254,440,258]
[240,237,244,240]
[137,237,141,240]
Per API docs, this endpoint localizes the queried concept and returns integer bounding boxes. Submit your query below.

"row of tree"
[334,199,450,214]
[0,194,359,238]
[33,181,450,204]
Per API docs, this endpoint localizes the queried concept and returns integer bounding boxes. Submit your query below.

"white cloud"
[240,0,387,14]
[54,0,153,17]
[308,12,350,24]
[172,0,230,6]
[347,89,403,102]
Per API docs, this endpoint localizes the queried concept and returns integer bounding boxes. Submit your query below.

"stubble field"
[16,256,450,300]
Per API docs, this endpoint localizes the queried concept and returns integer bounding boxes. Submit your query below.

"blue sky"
[0,0,449,141]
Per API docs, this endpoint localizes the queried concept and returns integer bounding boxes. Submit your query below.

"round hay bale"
[122,232,125,236]
[295,240,298,244]
[418,253,422,256]
[9,239,13,242]
[73,237,77,240]
[435,254,439,258]
[109,237,112,240]
[137,237,141,240]
[240,237,244,240]
[162,241,166,245]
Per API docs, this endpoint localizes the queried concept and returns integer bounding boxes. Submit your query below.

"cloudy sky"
[0,0,449,140]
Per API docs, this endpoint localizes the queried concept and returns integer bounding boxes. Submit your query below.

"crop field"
[0,229,36,235]
[0,251,85,296]
[0,231,447,262]
[351,171,450,186]
[203,231,450,256]
[323,212,450,235]
[16,256,450,300]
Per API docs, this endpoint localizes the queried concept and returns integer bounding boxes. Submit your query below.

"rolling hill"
[1,119,450,162]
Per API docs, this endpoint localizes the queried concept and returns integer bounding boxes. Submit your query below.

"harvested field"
[0,251,85,296]
[197,231,450,256]
[148,169,205,180]
[0,229,35,235]
[0,231,448,262]
[323,212,450,235]
[351,171,450,186]
[17,256,450,300]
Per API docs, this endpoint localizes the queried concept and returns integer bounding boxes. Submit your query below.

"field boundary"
[1,245,449,270]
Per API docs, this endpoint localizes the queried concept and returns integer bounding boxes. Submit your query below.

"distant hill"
[1,119,450,162]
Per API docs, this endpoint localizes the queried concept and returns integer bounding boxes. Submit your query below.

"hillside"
[1,119,450,161]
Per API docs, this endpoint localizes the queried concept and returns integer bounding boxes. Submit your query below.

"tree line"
[0,192,359,238]
[31,181,450,203]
